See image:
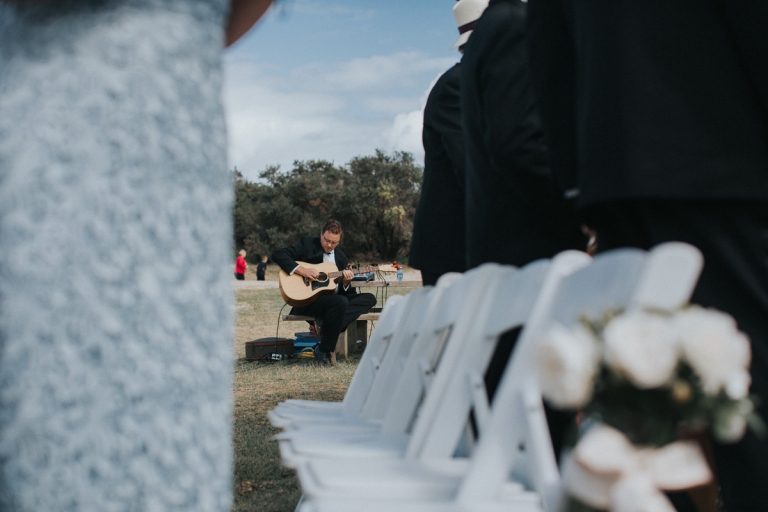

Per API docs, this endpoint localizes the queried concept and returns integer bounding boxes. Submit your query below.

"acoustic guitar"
[278,262,397,307]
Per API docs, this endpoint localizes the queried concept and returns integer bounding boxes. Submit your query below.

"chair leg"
[294,492,305,512]
[334,333,347,358]
[346,321,358,352]
[357,319,368,350]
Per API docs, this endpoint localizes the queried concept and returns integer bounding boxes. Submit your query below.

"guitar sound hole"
[311,279,330,291]
[317,273,328,281]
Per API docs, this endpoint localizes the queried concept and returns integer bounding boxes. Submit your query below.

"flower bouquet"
[537,305,763,512]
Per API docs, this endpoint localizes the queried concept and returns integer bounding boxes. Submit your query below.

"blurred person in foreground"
[0,0,272,510]
[527,1,768,510]
[408,0,488,287]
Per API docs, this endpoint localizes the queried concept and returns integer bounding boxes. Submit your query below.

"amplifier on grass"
[245,337,294,360]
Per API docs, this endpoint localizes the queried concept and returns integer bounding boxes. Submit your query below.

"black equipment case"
[245,337,294,360]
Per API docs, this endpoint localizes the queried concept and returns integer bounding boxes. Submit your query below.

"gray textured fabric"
[0,1,233,510]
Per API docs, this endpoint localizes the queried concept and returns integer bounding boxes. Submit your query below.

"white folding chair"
[277,265,510,467]
[269,285,435,438]
[295,243,704,512]
[268,292,409,427]
[276,271,466,435]
[456,242,703,511]
[292,252,586,500]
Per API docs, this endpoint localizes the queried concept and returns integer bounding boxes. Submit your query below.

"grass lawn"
[231,271,416,512]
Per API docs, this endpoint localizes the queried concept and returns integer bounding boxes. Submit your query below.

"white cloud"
[364,95,421,115]
[385,109,424,159]
[278,1,377,22]
[223,52,456,180]
[317,52,454,91]
[383,71,445,163]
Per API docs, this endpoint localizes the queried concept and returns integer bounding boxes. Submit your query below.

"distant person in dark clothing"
[527,1,768,509]
[272,220,376,364]
[462,0,583,270]
[234,249,247,280]
[409,0,488,287]
[256,255,267,281]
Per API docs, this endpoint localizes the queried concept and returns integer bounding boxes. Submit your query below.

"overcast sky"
[222,0,461,181]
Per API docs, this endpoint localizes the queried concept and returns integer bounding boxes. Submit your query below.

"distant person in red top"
[235,249,247,280]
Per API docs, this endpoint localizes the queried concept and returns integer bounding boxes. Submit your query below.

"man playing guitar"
[272,220,377,364]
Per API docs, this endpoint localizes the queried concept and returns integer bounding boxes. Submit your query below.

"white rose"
[674,306,751,396]
[537,323,600,409]
[611,474,677,512]
[713,400,753,443]
[725,371,752,400]
[714,410,748,443]
[603,311,679,389]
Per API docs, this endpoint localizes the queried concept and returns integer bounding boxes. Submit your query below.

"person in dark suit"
[272,219,377,364]
[409,63,466,287]
[461,0,584,458]
[461,0,583,271]
[527,1,768,510]
[409,0,488,286]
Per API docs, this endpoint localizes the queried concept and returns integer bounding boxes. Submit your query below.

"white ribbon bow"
[563,424,713,512]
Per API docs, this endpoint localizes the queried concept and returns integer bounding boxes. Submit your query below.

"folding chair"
[274,272,466,436]
[291,251,586,500]
[276,264,510,468]
[267,292,409,428]
[295,243,704,512]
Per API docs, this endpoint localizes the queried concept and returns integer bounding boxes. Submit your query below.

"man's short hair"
[322,219,343,235]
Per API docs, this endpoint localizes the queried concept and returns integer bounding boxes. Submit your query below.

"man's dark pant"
[420,270,442,287]
[292,293,377,353]
[585,199,768,512]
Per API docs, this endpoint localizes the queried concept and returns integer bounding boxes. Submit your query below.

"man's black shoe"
[313,346,331,365]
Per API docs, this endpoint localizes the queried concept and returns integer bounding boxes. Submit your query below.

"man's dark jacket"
[527,0,768,207]
[526,2,768,509]
[409,63,467,275]
[462,0,582,268]
[271,236,357,296]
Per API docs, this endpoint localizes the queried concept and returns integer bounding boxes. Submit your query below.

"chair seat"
[276,400,343,410]
[299,458,470,498]
[268,405,361,429]
[274,417,381,438]
[278,432,410,469]
[299,491,542,512]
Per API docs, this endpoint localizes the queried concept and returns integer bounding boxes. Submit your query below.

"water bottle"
[396,267,403,281]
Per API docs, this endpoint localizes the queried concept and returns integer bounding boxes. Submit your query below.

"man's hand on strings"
[296,266,320,281]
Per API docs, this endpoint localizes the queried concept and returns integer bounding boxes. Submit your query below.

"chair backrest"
[379,266,505,436]
[340,293,407,414]
[405,254,589,460]
[455,243,704,512]
[360,286,436,422]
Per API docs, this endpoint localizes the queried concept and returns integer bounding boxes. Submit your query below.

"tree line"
[233,150,423,263]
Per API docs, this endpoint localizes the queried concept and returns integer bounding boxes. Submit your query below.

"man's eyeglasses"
[322,235,340,247]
